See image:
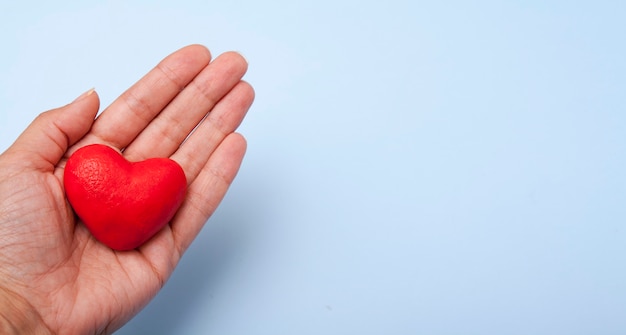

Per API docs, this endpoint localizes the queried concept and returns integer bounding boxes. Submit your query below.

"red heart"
[64,144,187,251]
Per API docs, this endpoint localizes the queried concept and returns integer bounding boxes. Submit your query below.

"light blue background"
[1,1,625,334]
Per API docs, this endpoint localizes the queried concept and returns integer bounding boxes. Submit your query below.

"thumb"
[8,89,100,170]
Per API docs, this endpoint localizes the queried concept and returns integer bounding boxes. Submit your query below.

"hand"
[0,45,254,334]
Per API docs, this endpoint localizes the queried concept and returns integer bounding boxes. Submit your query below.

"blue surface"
[1,1,625,334]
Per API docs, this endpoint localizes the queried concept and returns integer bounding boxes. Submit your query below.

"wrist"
[0,286,52,335]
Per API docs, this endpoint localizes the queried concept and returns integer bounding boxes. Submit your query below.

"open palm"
[0,45,253,334]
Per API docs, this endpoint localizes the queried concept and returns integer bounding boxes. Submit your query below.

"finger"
[79,44,212,150]
[122,52,248,161]
[171,132,247,255]
[6,89,99,171]
[171,80,254,183]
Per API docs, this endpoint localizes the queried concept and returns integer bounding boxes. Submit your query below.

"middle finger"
[123,51,248,161]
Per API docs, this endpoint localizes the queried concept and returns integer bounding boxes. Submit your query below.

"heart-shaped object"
[64,144,187,251]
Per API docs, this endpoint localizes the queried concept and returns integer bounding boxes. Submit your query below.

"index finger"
[77,45,212,150]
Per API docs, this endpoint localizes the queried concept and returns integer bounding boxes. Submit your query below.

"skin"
[0,45,254,334]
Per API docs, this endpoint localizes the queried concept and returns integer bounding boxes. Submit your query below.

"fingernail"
[73,87,95,103]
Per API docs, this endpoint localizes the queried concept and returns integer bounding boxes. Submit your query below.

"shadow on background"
[115,175,265,334]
